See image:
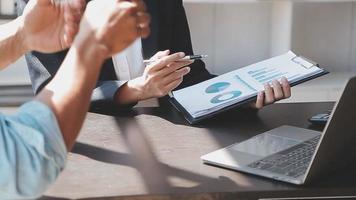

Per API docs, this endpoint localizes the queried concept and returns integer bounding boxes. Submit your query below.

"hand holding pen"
[144,54,208,65]
[117,50,199,105]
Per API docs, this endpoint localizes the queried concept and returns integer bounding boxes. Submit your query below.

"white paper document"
[172,51,325,119]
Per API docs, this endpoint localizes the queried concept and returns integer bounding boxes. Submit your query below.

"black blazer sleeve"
[169,0,216,89]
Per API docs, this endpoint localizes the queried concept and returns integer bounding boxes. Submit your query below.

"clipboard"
[169,52,329,124]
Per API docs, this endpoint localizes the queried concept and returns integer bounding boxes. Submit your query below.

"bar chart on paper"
[248,67,290,85]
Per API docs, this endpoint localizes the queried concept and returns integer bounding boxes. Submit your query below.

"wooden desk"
[42,102,356,200]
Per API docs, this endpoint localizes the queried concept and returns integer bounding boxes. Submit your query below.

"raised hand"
[20,0,86,52]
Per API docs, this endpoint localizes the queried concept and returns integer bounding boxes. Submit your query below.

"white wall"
[184,1,356,75]
[292,2,355,72]
[0,0,15,15]
[185,2,272,75]
[0,56,30,85]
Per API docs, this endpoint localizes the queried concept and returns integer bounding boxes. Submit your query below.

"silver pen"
[143,54,208,64]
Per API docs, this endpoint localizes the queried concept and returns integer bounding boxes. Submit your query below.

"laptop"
[201,77,356,185]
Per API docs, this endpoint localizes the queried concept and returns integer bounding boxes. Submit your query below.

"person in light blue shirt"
[0,0,151,199]
[0,101,67,199]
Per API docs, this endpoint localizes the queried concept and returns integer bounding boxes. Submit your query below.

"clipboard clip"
[291,56,318,69]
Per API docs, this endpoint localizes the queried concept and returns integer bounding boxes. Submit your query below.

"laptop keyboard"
[248,135,321,178]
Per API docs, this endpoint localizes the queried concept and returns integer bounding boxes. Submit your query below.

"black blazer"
[17,0,214,112]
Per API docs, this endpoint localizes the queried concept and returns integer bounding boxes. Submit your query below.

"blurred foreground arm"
[36,0,150,151]
[0,0,150,199]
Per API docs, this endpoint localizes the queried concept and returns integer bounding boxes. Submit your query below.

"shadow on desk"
[90,103,331,179]
[42,102,356,200]
[70,112,242,193]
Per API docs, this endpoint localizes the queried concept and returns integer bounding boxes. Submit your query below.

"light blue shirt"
[0,101,67,200]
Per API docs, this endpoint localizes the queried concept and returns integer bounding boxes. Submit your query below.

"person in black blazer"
[17,0,291,113]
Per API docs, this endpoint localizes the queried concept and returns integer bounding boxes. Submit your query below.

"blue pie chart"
[211,91,242,104]
[205,82,231,94]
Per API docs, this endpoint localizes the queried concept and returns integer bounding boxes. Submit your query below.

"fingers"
[168,60,194,68]
[158,60,193,77]
[162,67,191,85]
[62,0,85,24]
[159,52,186,66]
[69,0,86,19]
[63,22,79,46]
[148,52,186,71]
[110,1,144,45]
[151,50,170,60]
[264,83,275,105]
[164,78,184,93]
[62,0,86,46]
[141,51,192,97]
[139,51,192,98]
[145,51,192,91]
[119,0,150,38]
[255,91,265,109]
[272,80,284,101]
[116,0,151,39]
[256,78,291,108]
[117,1,139,17]
[281,77,291,98]
[81,0,151,56]
[137,12,151,38]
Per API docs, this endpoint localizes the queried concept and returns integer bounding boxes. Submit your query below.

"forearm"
[114,80,142,106]
[35,37,107,150]
[0,17,27,69]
